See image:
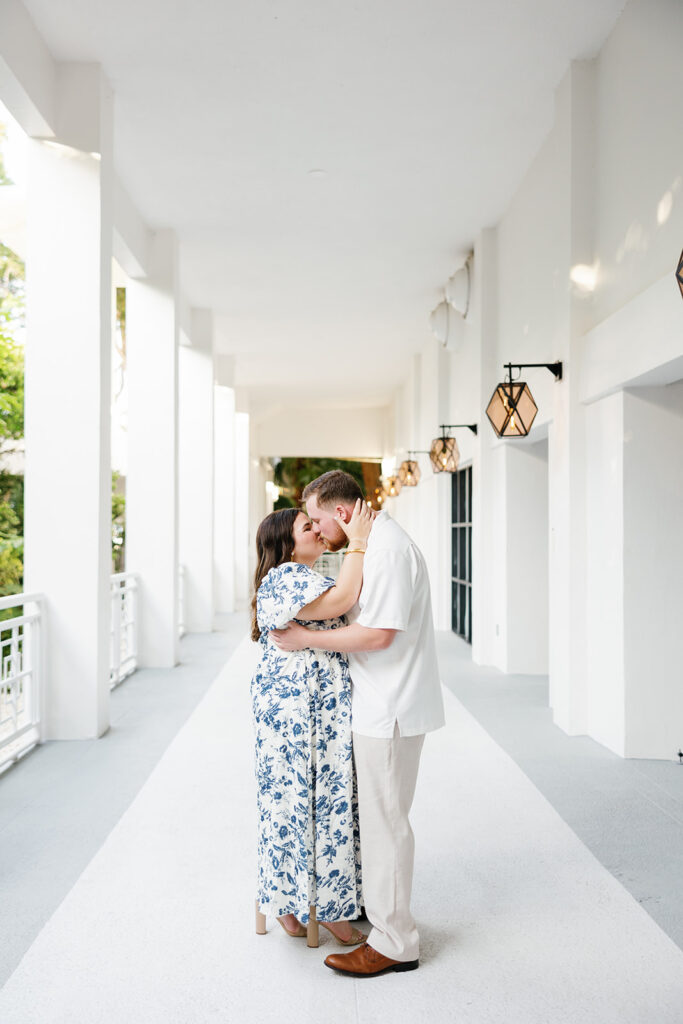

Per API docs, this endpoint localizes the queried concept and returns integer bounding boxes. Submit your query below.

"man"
[271,469,445,977]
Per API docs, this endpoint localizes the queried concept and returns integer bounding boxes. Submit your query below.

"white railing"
[313,551,344,580]
[0,592,44,774]
[178,564,186,638]
[110,572,138,689]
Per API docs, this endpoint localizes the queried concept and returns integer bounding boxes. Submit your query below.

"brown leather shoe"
[324,942,419,977]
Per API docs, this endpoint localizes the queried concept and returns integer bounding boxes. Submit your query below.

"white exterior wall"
[255,405,387,460]
[213,385,236,618]
[388,0,683,757]
[585,390,625,755]
[592,0,683,328]
[126,230,180,667]
[24,103,113,739]
[178,311,214,633]
[622,387,683,759]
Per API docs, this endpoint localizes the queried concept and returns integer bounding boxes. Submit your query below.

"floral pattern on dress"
[251,561,362,924]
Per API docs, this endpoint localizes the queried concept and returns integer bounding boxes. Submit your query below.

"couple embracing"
[251,470,445,977]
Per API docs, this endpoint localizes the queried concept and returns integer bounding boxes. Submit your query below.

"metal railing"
[110,572,138,689]
[0,593,44,774]
[1,568,184,769]
[313,551,344,580]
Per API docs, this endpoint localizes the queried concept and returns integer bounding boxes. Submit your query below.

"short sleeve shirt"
[347,512,446,738]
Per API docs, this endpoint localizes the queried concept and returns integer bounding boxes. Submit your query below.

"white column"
[24,70,113,739]
[585,390,625,755]
[548,61,595,734]
[235,412,251,610]
[179,310,214,632]
[472,227,502,668]
[586,386,683,759]
[213,384,236,620]
[413,338,452,631]
[126,230,179,666]
[503,442,549,674]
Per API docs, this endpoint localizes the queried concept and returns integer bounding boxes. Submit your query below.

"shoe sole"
[325,959,419,977]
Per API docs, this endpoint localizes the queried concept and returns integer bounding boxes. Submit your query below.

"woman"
[251,500,372,946]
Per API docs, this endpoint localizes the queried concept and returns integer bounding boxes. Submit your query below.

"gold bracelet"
[345,549,366,555]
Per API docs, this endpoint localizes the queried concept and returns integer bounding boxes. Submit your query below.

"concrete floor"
[0,614,248,986]
[1,625,683,1023]
[436,632,683,953]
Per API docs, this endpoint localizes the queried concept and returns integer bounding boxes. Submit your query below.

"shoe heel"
[255,899,267,935]
[392,959,419,973]
[307,905,319,948]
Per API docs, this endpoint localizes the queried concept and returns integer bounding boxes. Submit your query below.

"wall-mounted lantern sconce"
[374,485,387,507]
[676,249,683,300]
[385,475,402,498]
[429,424,478,474]
[486,362,563,438]
[398,453,425,487]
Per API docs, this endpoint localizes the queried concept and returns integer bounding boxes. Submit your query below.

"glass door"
[451,466,472,643]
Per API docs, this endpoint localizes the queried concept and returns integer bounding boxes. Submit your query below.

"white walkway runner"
[1,635,682,1024]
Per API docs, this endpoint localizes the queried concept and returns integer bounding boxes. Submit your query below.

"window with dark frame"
[451,465,472,643]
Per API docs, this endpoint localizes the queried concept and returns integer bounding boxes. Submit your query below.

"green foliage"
[273,458,367,506]
[0,325,24,442]
[111,471,125,572]
[0,232,25,603]
[0,471,24,615]
[0,244,26,327]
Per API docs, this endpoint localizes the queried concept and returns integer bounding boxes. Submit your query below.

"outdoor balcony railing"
[110,572,138,689]
[0,592,44,774]
[1,566,187,771]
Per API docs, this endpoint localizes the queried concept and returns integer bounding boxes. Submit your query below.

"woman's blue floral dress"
[251,562,362,924]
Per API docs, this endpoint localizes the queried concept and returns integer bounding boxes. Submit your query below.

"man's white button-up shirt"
[347,511,446,738]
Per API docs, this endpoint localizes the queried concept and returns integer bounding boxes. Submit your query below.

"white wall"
[592,0,683,328]
[213,385,236,618]
[256,404,388,460]
[386,0,683,760]
[622,386,683,758]
[504,440,549,674]
[585,390,625,755]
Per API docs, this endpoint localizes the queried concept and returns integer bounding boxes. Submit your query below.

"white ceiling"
[23,0,626,408]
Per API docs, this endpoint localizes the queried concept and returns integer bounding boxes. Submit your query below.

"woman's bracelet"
[345,549,366,555]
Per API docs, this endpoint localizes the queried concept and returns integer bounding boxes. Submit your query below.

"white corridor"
[1,635,682,1024]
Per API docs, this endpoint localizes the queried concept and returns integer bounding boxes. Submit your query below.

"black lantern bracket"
[437,423,478,436]
[503,361,563,383]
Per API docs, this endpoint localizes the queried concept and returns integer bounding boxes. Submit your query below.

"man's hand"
[271,621,312,652]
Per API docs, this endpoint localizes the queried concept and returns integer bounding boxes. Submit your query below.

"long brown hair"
[251,507,300,641]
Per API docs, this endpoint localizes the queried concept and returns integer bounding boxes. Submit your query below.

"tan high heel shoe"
[319,921,367,946]
[265,905,318,947]
[276,915,307,937]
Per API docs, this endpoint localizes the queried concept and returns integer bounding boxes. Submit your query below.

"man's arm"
[271,621,396,653]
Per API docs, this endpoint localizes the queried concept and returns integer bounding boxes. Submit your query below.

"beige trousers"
[352,724,425,962]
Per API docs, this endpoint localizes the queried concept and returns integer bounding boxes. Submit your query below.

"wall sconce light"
[398,456,422,487]
[373,485,387,507]
[486,362,563,438]
[676,249,683,300]
[385,475,402,498]
[429,424,478,474]
[446,256,472,317]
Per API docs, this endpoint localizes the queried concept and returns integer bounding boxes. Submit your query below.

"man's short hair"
[302,470,364,507]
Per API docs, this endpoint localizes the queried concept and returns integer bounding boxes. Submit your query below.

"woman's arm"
[272,621,396,652]
[296,500,373,620]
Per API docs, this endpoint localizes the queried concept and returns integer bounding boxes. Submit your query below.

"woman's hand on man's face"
[336,498,374,543]
[271,622,310,651]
